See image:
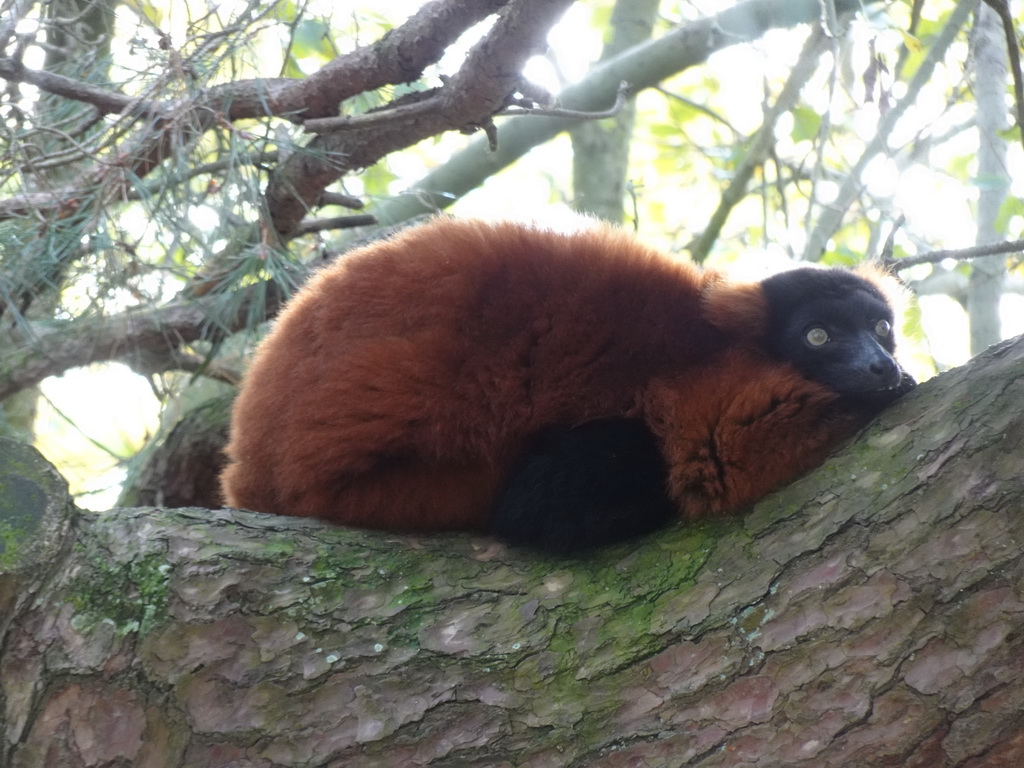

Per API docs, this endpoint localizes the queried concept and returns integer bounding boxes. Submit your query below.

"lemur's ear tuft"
[702,275,768,340]
[855,262,912,335]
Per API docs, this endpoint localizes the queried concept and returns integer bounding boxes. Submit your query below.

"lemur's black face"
[760,268,910,396]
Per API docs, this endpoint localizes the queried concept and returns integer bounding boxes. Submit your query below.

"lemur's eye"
[806,327,829,347]
[875,319,892,338]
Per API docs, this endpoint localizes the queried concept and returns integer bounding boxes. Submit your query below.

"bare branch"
[292,214,377,235]
[149,351,243,387]
[263,0,576,237]
[0,284,286,401]
[0,57,151,115]
[500,81,632,120]
[878,214,907,263]
[886,238,1024,270]
[286,0,511,122]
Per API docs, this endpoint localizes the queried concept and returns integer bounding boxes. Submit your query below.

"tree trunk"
[967,3,1009,354]
[570,0,659,224]
[117,394,233,510]
[2,335,1024,767]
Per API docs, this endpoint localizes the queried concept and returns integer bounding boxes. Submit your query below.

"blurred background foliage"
[0,0,1020,508]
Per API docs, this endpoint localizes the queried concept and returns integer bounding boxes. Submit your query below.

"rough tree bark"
[2,334,1024,767]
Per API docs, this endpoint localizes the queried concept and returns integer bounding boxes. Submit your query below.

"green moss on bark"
[0,437,72,572]
[68,548,171,636]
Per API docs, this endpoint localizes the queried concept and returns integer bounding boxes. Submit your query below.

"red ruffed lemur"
[220,217,915,552]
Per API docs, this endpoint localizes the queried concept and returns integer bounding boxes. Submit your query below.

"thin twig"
[878,214,907,263]
[655,86,741,136]
[691,27,828,263]
[499,81,632,120]
[292,214,377,235]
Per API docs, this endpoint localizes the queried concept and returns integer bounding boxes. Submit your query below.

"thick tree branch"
[282,0,511,122]
[3,334,1024,765]
[264,0,575,237]
[0,284,286,401]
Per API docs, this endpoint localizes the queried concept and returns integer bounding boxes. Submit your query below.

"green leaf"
[994,195,1024,235]
[790,106,821,143]
[292,19,334,63]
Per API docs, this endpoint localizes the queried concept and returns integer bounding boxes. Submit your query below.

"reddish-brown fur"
[221,217,870,531]
[641,350,863,518]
